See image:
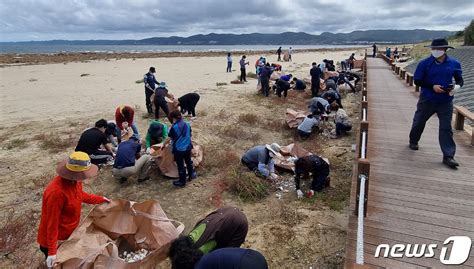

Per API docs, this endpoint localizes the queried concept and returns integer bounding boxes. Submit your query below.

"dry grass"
[218,125,261,143]
[135,79,144,84]
[31,171,55,189]
[238,113,259,125]
[34,133,75,153]
[246,72,258,79]
[3,138,27,150]
[28,78,38,82]
[200,147,240,174]
[216,82,228,86]
[0,209,35,257]
[80,73,90,77]
[226,167,271,202]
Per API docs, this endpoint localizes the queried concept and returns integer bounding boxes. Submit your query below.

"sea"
[0,44,367,54]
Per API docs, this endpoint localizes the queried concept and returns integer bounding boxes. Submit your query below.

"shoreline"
[0,47,368,66]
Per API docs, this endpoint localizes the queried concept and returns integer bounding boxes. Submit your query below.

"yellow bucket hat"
[56,151,98,181]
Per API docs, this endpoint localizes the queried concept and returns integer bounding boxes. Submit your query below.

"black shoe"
[409,143,419,150]
[443,157,459,169]
[173,180,186,187]
[188,172,197,182]
[138,176,150,183]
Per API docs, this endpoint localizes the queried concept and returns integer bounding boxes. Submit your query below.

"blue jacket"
[113,140,141,168]
[169,119,192,152]
[144,72,159,91]
[414,55,463,103]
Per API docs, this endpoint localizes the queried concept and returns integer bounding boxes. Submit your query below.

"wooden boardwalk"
[345,58,474,268]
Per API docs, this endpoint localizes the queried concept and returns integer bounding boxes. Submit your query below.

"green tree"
[464,20,474,45]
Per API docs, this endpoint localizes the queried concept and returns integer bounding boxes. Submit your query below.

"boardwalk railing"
[353,51,371,265]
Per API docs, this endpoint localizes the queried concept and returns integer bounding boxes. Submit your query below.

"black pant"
[40,245,48,258]
[145,89,154,113]
[241,158,257,171]
[261,78,270,97]
[298,129,311,139]
[277,53,281,61]
[276,86,289,98]
[311,80,320,97]
[154,100,170,120]
[90,150,113,165]
[174,150,194,183]
[226,62,232,72]
[312,171,329,192]
[240,68,247,82]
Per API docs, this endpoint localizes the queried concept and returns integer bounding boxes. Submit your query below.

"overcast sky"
[0,0,472,42]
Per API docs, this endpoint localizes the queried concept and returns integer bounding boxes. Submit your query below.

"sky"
[0,0,472,42]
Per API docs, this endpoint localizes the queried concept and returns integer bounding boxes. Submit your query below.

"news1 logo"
[374,236,472,265]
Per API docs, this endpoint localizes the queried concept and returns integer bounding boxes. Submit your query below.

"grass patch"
[31,171,55,189]
[80,73,90,77]
[200,147,240,174]
[0,209,35,257]
[28,78,37,82]
[135,79,144,84]
[227,167,271,202]
[238,113,259,125]
[246,72,258,79]
[3,138,27,150]
[218,125,261,142]
[34,133,75,153]
[216,82,228,86]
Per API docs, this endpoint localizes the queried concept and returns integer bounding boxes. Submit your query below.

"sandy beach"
[0,48,364,268]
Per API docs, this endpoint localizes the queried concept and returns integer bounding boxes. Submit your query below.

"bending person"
[177,93,200,117]
[37,152,110,268]
[294,155,330,199]
[241,143,281,180]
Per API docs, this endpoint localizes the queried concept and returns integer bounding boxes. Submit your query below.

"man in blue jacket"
[409,39,463,168]
[144,67,159,114]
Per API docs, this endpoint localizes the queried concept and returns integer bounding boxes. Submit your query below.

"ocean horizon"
[0,44,367,54]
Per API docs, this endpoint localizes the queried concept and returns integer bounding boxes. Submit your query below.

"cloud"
[0,0,471,41]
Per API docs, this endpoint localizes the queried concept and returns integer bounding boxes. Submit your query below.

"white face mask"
[431,50,445,58]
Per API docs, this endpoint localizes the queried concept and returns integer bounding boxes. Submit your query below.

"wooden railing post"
[356,159,370,217]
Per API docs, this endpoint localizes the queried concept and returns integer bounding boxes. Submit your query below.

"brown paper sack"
[152,141,203,178]
[285,108,308,129]
[55,199,184,269]
[323,71,339,80]
[270,71,281,81]
[273,143,313,171]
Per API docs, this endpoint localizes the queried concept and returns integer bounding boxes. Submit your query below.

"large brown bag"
[151,140,203,178]
[285,108,308,129]
[55,200,184,269]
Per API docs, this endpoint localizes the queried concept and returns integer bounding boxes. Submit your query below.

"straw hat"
[56,151,98,181]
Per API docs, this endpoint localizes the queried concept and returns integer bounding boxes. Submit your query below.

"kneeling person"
[294,155,330,198]
[297,114,319,139]
[112,136,151,183]
[241,143,281,180]
[331,103,352,138]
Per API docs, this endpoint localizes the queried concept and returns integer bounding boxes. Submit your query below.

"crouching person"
[241,143,281,180]
[112,135,151,183]
[297,113,319,139]
[294,155,330,198]
[145,119,168,153]
[75,119,114,165]
[178,93,200,117]
[331,103,352,139]
[37,152,110,268]
[169,206,252,268]
[170,247,268,269]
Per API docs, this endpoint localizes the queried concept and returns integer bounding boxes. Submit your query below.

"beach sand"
[0,48,364,268]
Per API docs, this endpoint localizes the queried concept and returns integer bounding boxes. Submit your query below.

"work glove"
[449,84,461,96]
[296,189,303,199]
[306,190,315,198]
[270,173,279,180]
[122,122,129,129]
[103,197,111,203]
[146,147,151,154]
[46,255,56,268]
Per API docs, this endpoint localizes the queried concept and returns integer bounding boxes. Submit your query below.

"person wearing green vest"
[169,206,248,267]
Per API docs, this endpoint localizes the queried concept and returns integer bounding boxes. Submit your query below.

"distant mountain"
[3,30,454,45]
